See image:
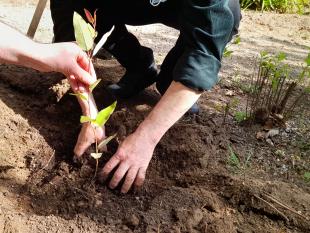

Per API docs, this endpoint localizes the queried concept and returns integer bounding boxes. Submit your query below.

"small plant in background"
[223,36,241,58]
[240,0,310,14]
[228,145,252,175]
[245,51,310,127]
[234,111,247,123]
[304,171,310,182]
[72,10,117,178]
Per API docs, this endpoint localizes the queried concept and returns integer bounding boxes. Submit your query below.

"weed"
[246,51,310,126]
[234,111,247,123]
[72,10,117,179]
[223,36,241,58]
[240,0,310,14]
[228,145,252,173]
[228,145,241,168]
[304,172,310,182]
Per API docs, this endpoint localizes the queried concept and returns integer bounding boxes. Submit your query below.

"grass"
[240,0,310,14]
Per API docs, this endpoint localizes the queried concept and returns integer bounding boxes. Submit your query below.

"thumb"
[72,63,96,86]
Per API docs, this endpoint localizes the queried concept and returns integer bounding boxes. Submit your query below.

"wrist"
[135,120,162,147]
[19,42,51,72]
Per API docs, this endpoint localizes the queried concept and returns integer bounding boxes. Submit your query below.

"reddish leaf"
[93,9,98,29]
[84,8,94,24]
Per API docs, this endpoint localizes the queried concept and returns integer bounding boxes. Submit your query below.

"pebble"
[126,214,140,228]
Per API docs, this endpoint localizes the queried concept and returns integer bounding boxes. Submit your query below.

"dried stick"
[254,194,289,222]
[39,150,55,171]
[263,194,308,220]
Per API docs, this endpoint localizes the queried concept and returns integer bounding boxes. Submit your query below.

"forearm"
[0,22,49,71]
[136,81,201,145]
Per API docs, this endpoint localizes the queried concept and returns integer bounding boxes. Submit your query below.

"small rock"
[58,162,69,175]
[121,225,131,231]
[256,131,266,140]
[189,208,204,226]
[125,214,140,228]
[274,113,284,120]
[135,104,151,112]
[94,199,103,207]
[285,127,292,133]
[266,138,274,146]
[77,201,87,208]
[275,150,285,157]
[266,129,280,138]
[225,90,235,96]
[80,164,93,178]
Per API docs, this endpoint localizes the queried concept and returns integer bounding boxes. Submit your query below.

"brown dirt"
[0,2,310,233]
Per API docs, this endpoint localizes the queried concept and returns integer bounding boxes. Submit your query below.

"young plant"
[246,51,310,125]
[72,9,117,178]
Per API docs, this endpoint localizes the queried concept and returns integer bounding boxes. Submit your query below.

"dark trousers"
[51,0,241,92]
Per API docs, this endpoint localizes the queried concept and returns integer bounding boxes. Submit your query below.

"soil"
[0,1,310,233]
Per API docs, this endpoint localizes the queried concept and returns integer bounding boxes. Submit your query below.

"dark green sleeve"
[173,0,234,91]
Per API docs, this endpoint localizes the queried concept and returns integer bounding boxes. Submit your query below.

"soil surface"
[0,1,310,233]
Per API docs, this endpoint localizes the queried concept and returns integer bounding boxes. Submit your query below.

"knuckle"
[113,174,123,181]
[115,152,126,161]
[104,164,114,172]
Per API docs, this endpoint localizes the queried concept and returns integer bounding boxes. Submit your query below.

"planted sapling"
[72,9,116,179]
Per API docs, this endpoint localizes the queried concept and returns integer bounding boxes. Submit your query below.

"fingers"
[121,167,139,194]
[101,155,121,182]
[135,168,146,188]
[75,50,97,85]
[109,163,130,189]
[72,63,96,86]
[67,75,79,92]
[68,75,88,93]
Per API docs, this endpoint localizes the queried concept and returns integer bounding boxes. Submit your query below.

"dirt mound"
[0,60,309,232]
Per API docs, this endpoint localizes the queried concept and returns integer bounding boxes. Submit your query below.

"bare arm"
[101,81,201,193]
[0,21,95,90]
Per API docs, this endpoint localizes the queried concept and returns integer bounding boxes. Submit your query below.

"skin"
[100,81,201,193]
[0,22,96,91]
[0,22,104,153]
[0,22,201,193]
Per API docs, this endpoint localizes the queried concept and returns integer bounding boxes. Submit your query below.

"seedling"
[304,172,310,183]
[245,51,310,125]
[223,36,241,58]
[228,145,252,178]
[72,9,117,179]
[234,111,247,123]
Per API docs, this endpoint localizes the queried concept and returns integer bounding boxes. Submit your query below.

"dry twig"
[254,194,289,222]
[263,193,308,220]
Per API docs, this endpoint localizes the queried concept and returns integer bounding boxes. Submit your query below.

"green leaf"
[305,53,310,67]
[98,133,117,151]
[228,145,240,168]
[304,172,310,182]
[90,153,103,159]
[95,101,117,127]
[69,92,88,101]
[277,52,286,62]
[73,12,94,51]
[260,51,269,58]
[87,23,97,39]
[223,48,233,58]
[234,111,247,123]
[80,115,92,124]
[89,79,101,92]
[233,36,241,45]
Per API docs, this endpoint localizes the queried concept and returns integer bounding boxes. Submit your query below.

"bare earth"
[0,1,309,233]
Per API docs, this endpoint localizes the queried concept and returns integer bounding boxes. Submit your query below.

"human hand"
[39,42,96,92]
[100,130,156,193]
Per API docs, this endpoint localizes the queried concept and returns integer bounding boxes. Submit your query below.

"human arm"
[100,0,236,193]
[101,81,201,193]
[0,21,96,91]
